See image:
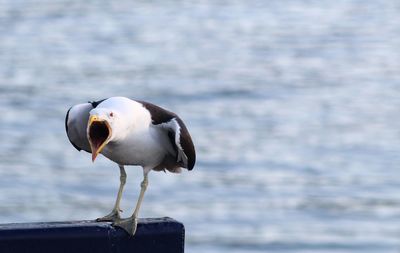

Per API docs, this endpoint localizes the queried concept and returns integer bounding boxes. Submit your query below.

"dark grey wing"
[139,100,196,170]
[65,99,106,153]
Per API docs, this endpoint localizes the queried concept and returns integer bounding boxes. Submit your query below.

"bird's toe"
[96,209,121,222]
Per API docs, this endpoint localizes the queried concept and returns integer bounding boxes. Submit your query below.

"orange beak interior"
[88,118,111,161]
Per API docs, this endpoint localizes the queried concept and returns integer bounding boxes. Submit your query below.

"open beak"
[88,115,112,162]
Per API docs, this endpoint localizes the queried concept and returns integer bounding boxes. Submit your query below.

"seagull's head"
[87,108,119,162]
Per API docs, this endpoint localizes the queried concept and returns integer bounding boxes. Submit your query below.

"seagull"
[65,96,196,236]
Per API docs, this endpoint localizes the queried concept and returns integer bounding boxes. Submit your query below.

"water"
[1,1,400,252]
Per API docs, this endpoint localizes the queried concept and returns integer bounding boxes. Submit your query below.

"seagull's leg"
[96,165,127,222]
[114,169,149,236]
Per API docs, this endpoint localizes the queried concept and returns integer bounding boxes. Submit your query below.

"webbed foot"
[113,216,138,236]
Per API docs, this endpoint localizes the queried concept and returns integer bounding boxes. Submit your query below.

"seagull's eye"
[109,112,114,117]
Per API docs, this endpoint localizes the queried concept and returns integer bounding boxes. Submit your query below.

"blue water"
[1,1,400,252]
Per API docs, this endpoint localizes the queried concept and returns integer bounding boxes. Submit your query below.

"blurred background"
[1,1,400,252]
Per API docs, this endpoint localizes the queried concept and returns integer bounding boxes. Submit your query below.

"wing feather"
[65,99,106,153]
[139,101,196,170]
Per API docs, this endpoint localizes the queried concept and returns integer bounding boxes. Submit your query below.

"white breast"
[101,128,166,168]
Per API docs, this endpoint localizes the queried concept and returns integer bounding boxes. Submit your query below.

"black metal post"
[0,217,184,253]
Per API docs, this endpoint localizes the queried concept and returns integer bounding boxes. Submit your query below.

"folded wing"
[139,101,196,170]
[65,100,106,153]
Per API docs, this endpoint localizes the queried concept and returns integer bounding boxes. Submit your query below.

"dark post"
[0,217,184,253]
